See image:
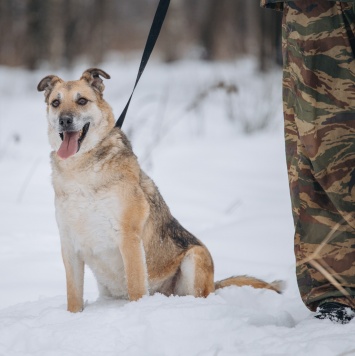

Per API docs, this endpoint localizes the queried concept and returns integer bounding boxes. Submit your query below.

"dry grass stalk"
[296,214,355,308]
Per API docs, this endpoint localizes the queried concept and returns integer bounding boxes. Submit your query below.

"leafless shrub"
[186,81,238,112]
[232,73,282,134]
[135,80,238,168]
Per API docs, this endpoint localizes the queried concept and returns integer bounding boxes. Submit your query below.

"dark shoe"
[315,302,355,324]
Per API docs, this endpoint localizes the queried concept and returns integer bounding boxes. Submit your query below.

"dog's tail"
[214,275,285,294]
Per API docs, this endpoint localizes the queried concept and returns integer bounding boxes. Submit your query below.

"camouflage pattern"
[271,1,355,311]
[261,0,355,12]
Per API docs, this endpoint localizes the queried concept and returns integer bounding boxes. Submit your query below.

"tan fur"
[62,250,84,312]
[214,276,284,294]
[119,188,149,301]
[38,68,284,312]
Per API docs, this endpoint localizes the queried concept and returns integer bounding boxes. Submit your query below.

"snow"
[0,57,355,355]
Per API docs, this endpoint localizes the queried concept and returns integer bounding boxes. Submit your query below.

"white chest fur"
[54,175,127,298]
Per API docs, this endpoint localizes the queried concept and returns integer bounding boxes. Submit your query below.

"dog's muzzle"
[57,121,90,160]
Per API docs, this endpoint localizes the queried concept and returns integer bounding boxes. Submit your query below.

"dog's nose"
[59,115,73,129]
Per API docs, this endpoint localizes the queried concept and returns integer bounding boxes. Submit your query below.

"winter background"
[1,55,355,356]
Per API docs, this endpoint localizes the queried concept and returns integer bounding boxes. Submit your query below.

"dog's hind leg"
[174,245,215,297]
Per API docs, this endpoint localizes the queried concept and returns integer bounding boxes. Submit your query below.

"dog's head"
[38,68,114,160]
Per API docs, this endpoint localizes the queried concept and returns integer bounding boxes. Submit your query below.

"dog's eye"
[51,100,60,108]
[77,98,88,106]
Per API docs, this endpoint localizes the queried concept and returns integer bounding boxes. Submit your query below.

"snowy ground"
[1,57,354,355]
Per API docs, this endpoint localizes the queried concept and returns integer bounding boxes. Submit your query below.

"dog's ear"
[80,68,111,94]
[37,75,63,102]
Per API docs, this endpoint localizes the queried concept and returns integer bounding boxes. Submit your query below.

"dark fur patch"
[119,130,133,152]
[64,83,73,91]
[94,144,112,161]
[165,217,201,250]
[139,170,201,250]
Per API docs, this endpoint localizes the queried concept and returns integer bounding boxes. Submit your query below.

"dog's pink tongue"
[57,131,81,159]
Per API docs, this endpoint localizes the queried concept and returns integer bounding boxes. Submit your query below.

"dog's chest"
[54,167,130,297]
[55,176,122,258]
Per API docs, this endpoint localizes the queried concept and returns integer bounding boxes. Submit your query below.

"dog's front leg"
[119,191,149,301]
[61,247,85,312]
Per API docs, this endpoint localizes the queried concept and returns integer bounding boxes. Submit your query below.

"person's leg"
[282,0,355,311]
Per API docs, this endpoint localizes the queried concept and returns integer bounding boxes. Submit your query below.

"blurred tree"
[0,0,282,70]
[200,0,248,61]
[25,0,44,69]
[161,0,189,62]
[258,5,283,71]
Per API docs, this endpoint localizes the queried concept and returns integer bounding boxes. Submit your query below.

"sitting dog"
[37,68,282,312]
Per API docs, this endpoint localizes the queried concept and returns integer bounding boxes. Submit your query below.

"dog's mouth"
[57,122,90,160]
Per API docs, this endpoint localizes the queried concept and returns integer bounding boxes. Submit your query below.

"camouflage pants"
[282,1,355,311]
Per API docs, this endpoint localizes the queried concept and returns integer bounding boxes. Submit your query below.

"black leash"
[115,0,170,129]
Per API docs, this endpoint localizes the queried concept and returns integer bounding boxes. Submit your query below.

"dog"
[37,68,283,312]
